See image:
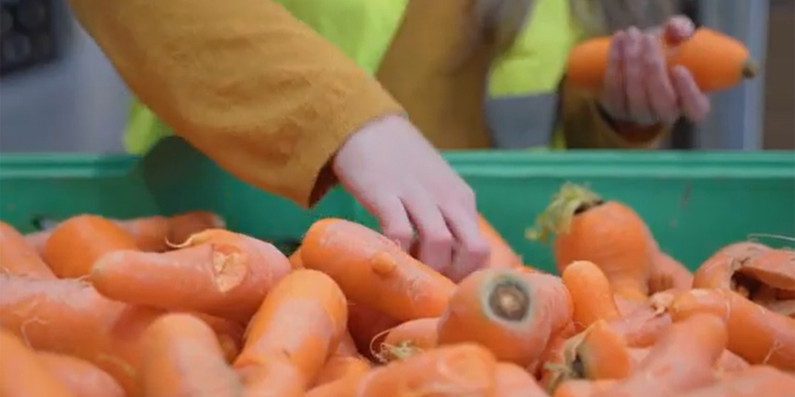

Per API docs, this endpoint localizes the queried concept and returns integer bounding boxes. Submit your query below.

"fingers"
[672,66,710,122]
[402,196,454,274]
[664,15,696,45]
[370,195,414,251]
[440,192,490,282]
[643,34,680,124]
[623,28,654,123]
[600,31,627,118]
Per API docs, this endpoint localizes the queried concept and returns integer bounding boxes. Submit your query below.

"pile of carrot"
[1,183,794,397]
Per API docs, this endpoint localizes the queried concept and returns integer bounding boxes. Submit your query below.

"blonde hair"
[569,0,676,37]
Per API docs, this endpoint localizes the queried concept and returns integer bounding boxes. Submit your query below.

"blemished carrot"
[377,317,439,362]
[478,214,525,269]
[562,260,622,331]
[140,313,241,397]
[238,354,304,397]
[737,248,795,291]
[118,210,226,251]
[43,214,138,278]
[0,329,77,397]
[301,218,456,321]
[692,241,769,290]
[90,229,291,322]
[0,220,55,278]
[552,380,617,397]
[305,343,498,397]
[437,268,567,366]
[313,355,372,386]
[347,302,401,360]
[649,250,693,293]
[668,288,795,371]
[566,27,757,93]
[678,365,795,397]
[536,335,568,388]
[234,269,348,387]
[527,183,655,301]
[495,362,548,397]
[37,351,125,397]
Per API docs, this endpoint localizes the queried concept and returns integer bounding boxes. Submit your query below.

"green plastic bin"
[1,137,793,272]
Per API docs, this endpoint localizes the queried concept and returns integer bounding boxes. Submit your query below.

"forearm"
[68,0,403,206]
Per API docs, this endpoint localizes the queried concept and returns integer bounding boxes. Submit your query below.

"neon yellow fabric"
[124,0,581,154]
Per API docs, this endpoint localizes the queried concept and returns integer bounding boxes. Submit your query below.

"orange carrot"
[377,317,439,362]
[237,354,304,397]
[335,331,360,357]
[43,214,138,278]
[478,214,525,269]
[0,220,55,278]
[562,260,622,331]
[347,303,401,360]
[608,301,673,348]
[649,250,693,293]
[190,312,246,362]
[553,380,617,397]
[140,313,241,397]
[678,365,795,397]
[715,350,750,375]
[437,268,568,366]
[90,229,291,322]
[313,355,372,386]
[528,183,655,301]
[495,362,548,397]
[301,218,456,321]
[0,329,77,397]
[692,241,769,290]
[566,27,757,93]
[305,343,498,397]
[119,210,226,251]
[234,269,348,387]
[288,247,304,269]
[24,229,49,257]
[37,352,125,397]
[668,288,795,371]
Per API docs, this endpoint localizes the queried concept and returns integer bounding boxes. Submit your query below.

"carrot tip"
[742,58,758,79]
[488,280,530,321]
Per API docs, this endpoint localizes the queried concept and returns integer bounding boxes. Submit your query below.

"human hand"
[332,114,490,281]
[599,16,711,127]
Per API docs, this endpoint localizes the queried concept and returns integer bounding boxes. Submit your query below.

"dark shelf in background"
[1,0,57,78]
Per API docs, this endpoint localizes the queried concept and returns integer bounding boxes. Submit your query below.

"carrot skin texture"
[679,366,795,397]
[562,260,621,331]
[119,210,225,251]
[495,362,548,397]
[314,355,372,386]
[37,352,125,397]
[0,329,78,397]
[238,355,305,397]
[301,218,456,321]
[347,303,400,359]
[0,221,55,278]
[692,242,769,290]
[380,317,439,361]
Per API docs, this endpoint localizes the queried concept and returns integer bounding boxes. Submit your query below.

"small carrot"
[477,214,525,269]
[0,329,77,397]
[301,218,456,321]
[678,365,795,397]
[37,352,125,397]
[0,220,55,278]
[495,362,548,397]
[377,317,439,363]
[649,250,693,293]
[234,269,348,388]
[305,343,498,397]
[668,288,795,371]
[43,214,138,278]
[90,229,291,322]
[437,268,568,366]
[566,27,757,93]
[140,313,241,397]
[527,183,656,301]
[313,355,372,386]
[561,260,622,331]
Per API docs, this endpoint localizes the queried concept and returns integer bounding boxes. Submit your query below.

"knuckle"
[425,229,453,248]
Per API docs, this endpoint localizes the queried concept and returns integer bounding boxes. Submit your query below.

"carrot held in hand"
[567,27,757,93]
[0,220,55,278]
[0,329,77,397]
[37,352,125,397]
[90,229,291,322]
[301,218,455,321]
[234,269,348,388]
[43,214,138,278]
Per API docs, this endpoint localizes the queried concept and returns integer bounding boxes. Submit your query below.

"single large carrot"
[437,268,568,366]
[495,362,548,397]
[234,269,348,388]
[566,27,757,93]
[668,288,795,371]
[301,218,456,321]
[562,260,622,331]
[0,329,77,397]
[140,313,242,397]
[678,365,795,397]
[305,343,498,397]
[37,352,125,397]
[377,317,439,363]
[43,214,138,278]
[90,229,291,322]
[528,183,656,301]
[0,220,55,278]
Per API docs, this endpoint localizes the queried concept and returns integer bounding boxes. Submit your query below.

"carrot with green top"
[562,260,622,331]
[0,220,55,278]
[668,288,795,371]
[0,329,77,397]
[376,317,439,363]
[301,218,456,321]
[90,229,291,322]
[437,268,568,366]
[37,352,125,397]
[234,269,348,388]
[527,183,656,301]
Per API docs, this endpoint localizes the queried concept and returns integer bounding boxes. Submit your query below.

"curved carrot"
[0,220,55,278]
[692,242,769,290]
[234,269,348,387]
[562,260,622,331]
[377,317,439,362]
[649,250,693,293]
[437,268,567,366]
[313,355,372,386]
[43,214,138,278]
[495,362,547,397]
[90,229,291,322]
[305,343,498,397]
[668,288,795,370]
[477,214,525,269]
[0,329,77,397]
[528,183,655,301]
[37,352,125,397]
[140,313,241,397]
[678,365,795,397]
[301,218,456,321]
[567,27,757,93]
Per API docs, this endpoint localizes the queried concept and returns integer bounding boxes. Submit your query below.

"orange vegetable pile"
[1,184,794,397]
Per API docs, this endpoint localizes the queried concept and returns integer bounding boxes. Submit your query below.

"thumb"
[663,15,696,45]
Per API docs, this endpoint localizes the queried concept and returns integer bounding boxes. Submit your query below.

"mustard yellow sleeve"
[559,81,670,149]
[67,0,404,206]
